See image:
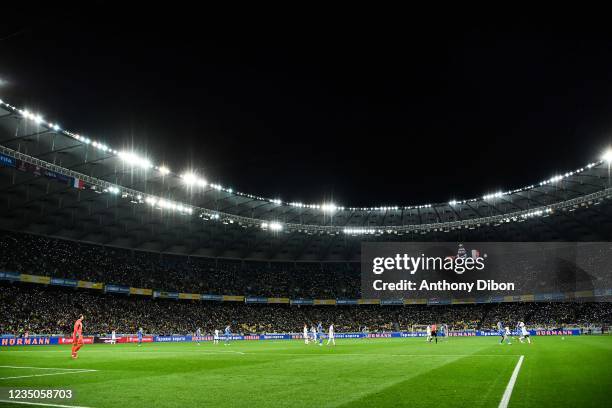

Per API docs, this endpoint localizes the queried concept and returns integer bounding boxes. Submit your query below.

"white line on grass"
[0,366,97,380]
[256,352,519,358]
[0,400,93,408]
[0,371,96,380]
[198,350,246,355]
[2,350,246,355]
[498,355,524,408]
[58,350,246,355]
[0,366,96,371]
[2,351,520,357]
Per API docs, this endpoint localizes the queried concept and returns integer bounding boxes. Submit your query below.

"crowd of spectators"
[2,231,608,300]
[1,284,609,336]
[0,231,360,298]
[1,231,610,337]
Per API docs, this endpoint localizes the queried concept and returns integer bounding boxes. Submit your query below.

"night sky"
[1,10,611,207]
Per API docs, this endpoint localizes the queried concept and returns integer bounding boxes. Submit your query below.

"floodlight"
[181,172,198,185]
[321,203,337,213]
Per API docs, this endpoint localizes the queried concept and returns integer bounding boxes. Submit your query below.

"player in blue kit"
[317,322,323,346]
[137,327,143,347]
[224,325,231,346]
[497,321,504,343]
[195,327,202,345]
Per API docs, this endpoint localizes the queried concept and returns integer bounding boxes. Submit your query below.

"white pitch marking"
[197,350,246,355]
[0,371,96,380]
[0,400,93,408]
[0,366,97,380]
[1,350,520,357]
[1,350,247,355]
[0,366,97,371]
[263,353,522,357]
[498,355,524,408]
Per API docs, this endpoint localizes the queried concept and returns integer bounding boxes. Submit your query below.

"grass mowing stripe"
[334,353,472,407]
[498,355,524,408]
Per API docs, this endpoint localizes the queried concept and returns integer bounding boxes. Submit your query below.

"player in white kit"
[214,329,220,345]
[195,327,202,345]
[518,322,531,344]
[311,325,317,344]
[426,325,432,342]
[327,323,335,346]
[504,326,512,344]
[303,324,309,344]
[111,329,116,344]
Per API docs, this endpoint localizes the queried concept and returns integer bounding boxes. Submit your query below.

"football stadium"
[1,14,612,408]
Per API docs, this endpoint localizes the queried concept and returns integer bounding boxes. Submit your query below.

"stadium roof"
[1,98,612,260]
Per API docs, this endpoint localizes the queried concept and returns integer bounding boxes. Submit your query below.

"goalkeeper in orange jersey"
[71,314,84,359]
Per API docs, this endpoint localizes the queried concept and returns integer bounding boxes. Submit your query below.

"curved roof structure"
[1,98,611,260]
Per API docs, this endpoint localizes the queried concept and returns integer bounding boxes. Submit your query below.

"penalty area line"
[498,355,524,408]
[0,400,93,408]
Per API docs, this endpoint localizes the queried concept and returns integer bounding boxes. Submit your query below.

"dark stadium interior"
[0,10,611,341]
[1,84,612,337]
[2,12,612,408]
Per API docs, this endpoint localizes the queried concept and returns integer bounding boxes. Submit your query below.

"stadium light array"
[0,97,610,214]
[145,195,193,214]
[269,221,283,231]
[482,191,504,200]
[521,208,553,219]
[321,203,340,213]
[181,172,198,185]
[118,151,153,169]
[261,221,283,231]
[4,125,603,235]
[343,228,377,235]
[181,172,208,189]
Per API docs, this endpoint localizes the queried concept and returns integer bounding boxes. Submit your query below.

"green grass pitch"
[0,336,610,407]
